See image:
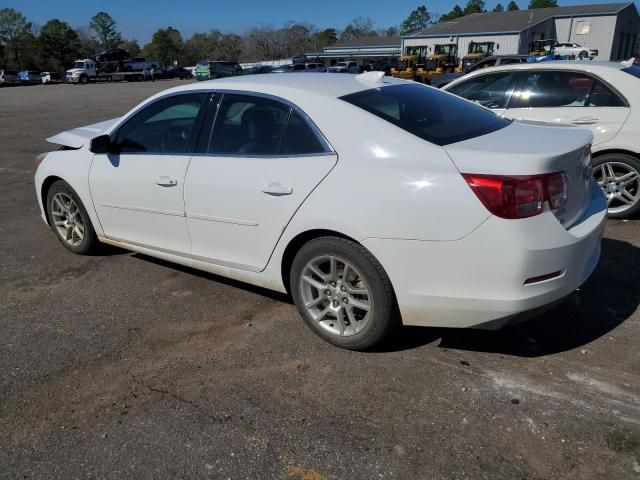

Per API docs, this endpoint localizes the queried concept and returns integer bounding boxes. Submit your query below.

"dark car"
[163,67,192,79]
[243,65,274,75]
[94,48,130,63]
[430,55,529,88]
[195,60,243,80]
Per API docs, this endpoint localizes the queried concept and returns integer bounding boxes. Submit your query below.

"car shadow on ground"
[380,237,640,357]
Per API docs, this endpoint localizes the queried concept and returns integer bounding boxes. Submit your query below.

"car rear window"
[340,83,510,146]
[622,66,640,79]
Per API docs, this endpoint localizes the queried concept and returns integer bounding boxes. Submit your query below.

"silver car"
[0,69,20,86]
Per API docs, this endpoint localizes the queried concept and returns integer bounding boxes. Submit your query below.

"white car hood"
[47,118,120,148]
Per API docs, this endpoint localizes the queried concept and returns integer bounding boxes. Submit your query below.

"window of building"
[576,21,591,35]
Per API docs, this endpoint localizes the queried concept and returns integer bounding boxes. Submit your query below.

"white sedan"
[34,72,606,350]
[444,61,640,218]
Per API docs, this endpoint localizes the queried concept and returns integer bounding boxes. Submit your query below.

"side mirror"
[90,134,114,154]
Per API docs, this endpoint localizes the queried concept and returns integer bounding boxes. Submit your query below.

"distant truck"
[65,58,146,84]
[195,60,242,80]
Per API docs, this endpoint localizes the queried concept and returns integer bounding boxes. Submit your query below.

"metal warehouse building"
[403,2,640,61]
[306,37,401,65]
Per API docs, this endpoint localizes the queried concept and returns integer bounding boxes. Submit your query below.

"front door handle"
[571,117,599,125]
[156,176,178,187]
[262,182,293,196]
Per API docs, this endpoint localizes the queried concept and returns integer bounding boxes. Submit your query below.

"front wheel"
[46,180,99,254]
[593,153,640,219]
[290,237,399,350]
[579,51,588,59]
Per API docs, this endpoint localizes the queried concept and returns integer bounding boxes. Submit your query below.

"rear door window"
[446,72,517,109]
[341,83,510,146]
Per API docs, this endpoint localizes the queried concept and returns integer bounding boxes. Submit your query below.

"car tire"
[592,153,640,219]
[290,236,399,350]
[579,51,588,59]
[45,180,99,255]
[79,74,88,85]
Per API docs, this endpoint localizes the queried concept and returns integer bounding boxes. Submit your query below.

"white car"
[34,72,606,350]
[328,61,360,73]
[444,61,640,218]
[554,42,598,59]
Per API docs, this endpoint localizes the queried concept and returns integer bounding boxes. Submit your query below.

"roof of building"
[409,3,634,37]
[327,36,402,49]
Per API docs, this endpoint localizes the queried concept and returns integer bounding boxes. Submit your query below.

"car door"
[504,70,630,145]
[445,71,518,116]
[184,92,337,272]
[89,92,210,253]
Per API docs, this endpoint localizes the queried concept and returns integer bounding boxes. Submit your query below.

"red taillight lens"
[35,152,48,166]
[463,172,568,219]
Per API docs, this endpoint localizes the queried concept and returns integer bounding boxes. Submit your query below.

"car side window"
[280,110,327,155]
[114,93,207,154]
[208,94,290,155]
[587,81,625,107]
[447,72,517,109]
[511,71,600,108]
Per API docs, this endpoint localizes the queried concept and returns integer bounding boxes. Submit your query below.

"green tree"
[89,11,121,49]
[463,0,487,15]
[39,19,81,71]
[493,3,505,12]
[401,5,431,36]
[380,26,400,37]
[313,28,337,49]
[340,17,377,41]
[0,8,31,69]
[144,27,183,67]
[507,1,520,10]
[119,39,141,57]
[440,5,464,22]
[528,0,557,8]
[217,34,242,61]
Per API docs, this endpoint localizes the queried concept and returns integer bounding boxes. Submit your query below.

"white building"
[403,3,640,61]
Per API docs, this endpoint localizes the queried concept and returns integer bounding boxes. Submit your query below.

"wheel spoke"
[305,295,325,309]
[302,274,326,292]
[605,163,616,181]
[347,286,368,296]
[314,306,331,322]
[350,298,370,312]
[619,189,636,205]
[328,256,337,281]
[308,264,327,282]
[341,263,350,282]
[335,308,346,335]
[73,225,84,240]
[53,195,66,213]
[618,170,639,183]
[345,306,358,333]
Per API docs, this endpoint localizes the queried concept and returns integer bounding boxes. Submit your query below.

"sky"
[5,0,638,44]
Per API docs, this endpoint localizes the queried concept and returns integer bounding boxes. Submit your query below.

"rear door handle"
[571,117,599,125]
[262,182,293,196]
[155,176,178,187]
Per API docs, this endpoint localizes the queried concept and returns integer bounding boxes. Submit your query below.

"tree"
[400,5,431,36]
[380,26,400,37]
[528,0,557,8]
[493,3,505,12]
[217,34,242,61]
[313,28,337,50]
[89,11,121,49]
[39,19,81,71]
[0,8,31,69]
[440,5,464,22]
[144,27,182,67]
[340,17,377,41]
[119,39,141,57]
[507,1,520,10]
[463,0,487,15]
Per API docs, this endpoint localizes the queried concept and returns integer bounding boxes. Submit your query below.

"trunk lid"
[444,121,594,228]
[46,118,120,149]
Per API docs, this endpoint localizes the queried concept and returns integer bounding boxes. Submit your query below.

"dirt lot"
[0,80,639,480]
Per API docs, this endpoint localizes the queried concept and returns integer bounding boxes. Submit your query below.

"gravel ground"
[0,80,639,480]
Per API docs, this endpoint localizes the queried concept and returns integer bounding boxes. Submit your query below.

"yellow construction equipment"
[461,41,495,72]
[529,39,557,56]
[391,55,420,80]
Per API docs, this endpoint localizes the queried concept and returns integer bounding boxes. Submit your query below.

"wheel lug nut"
[340,286,346,292]
[342,298,348,304]
[325,290,331,296]
[331,282,336,287]
[332,300,339,307]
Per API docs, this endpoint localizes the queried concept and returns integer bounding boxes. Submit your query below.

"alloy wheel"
[50,192,85,247]
[299,255,372,337]
[594,161,640,215]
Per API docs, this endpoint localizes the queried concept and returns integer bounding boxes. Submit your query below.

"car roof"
[161,72,407,100]
[465,60,628,74]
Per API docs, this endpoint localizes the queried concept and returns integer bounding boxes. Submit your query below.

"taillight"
[463,172,568,219]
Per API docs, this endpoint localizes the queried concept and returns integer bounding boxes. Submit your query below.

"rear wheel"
[593,153,640,219]
[579,51,588,59]
[79,74,88,84]
[45,180,99,254]
[290,237,398,350]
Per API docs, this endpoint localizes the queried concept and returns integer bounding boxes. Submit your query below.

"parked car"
[94,48,130,63]
[304,63,327,72]
[162,67,193,79]
[195,60,243,80]
[554,42,598,59]
[35,72,605,350]
[41,72,63,84]
[431,55,530,88]
[19,70,42,84]
[271,64,308,73]
[0,69,20,86]
[121,57,159,72]
[444,61,640,218]
[328,61,360,73]
[243,65,274,75]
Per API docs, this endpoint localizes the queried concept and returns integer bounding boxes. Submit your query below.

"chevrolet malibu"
[34,72,606,350]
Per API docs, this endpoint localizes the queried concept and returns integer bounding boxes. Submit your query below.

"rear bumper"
[363,182,607,329]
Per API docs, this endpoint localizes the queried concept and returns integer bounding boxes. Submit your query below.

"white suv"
[444,61,640,218]
[554,42,598,59]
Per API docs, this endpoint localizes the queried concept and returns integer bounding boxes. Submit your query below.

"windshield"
[74,62,86,69]
[435,45,454,55]
[340,83,510,146]
[3,70,18,75]
[622,66,640,79]
[336,62,347,67]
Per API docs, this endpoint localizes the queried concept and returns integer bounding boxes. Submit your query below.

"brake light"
[462,172,568,219]
[35,152,48,166]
